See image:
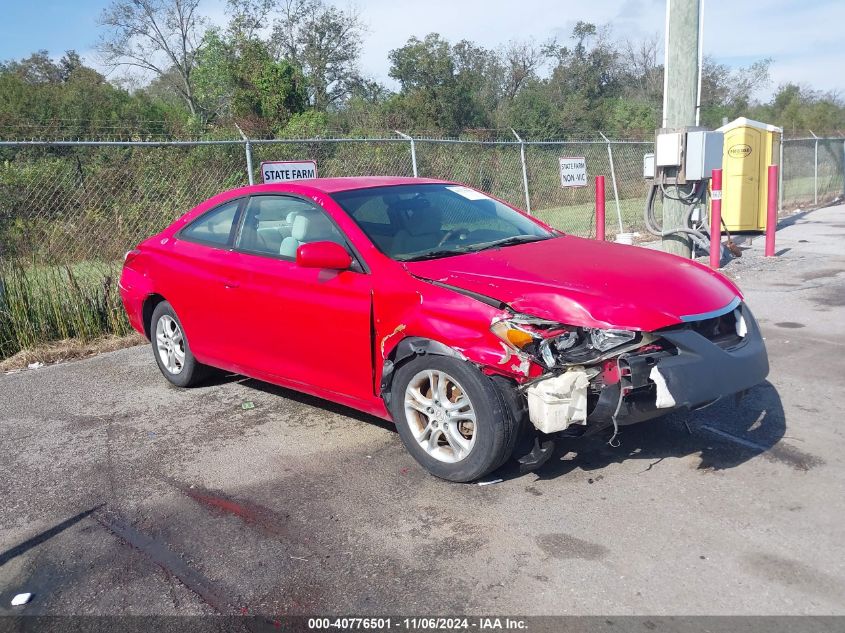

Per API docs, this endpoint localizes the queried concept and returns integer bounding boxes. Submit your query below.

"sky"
[1,0,843,100]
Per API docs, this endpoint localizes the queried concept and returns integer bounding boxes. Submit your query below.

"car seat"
[390,199,443,256]
[280,211,341,258]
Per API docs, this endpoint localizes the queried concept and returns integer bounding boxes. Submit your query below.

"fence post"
[235,124,254,185]
[598,132,624,233]
[810,130,819,205]
[595,175,606,241]
[511,129,532,215]
[395,131,418,177]
[710,168,722,269]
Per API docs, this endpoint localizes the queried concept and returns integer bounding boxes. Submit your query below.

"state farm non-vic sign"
[558,156,587,188]
[260,160,317,183]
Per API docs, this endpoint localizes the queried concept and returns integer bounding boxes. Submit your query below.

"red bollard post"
[765,164,779,257]
[595,175,606,241]
[710,168,723,269]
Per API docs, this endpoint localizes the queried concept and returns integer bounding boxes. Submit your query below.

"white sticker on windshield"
[446,186,489,201]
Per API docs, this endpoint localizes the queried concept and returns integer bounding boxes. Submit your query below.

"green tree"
[388,33,488,134]
[270,0,364,111]
[192,30,307,133]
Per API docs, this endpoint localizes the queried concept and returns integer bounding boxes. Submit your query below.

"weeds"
[0,260,132,360]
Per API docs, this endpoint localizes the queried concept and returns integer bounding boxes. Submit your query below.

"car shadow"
[202,372,798,482]
[494,380,797,482]
[201,370,398,433]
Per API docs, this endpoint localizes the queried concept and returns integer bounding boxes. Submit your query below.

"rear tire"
[150,301,209,387]
[388,355,519,482]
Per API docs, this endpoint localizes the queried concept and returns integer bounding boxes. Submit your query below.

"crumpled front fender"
[372,278,543,396]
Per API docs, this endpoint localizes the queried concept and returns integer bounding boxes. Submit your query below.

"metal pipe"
[595,175,606,241]
[512,129,532,215]
[766,165,779,257]
[709,168,722,269]
[395,131,418,177]
[599,132,624,232]
[0,139,246,147]
[0,137,657,148]
[235,124,254,186]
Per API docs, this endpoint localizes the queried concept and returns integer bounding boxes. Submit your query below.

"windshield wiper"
[399,248,472,262]
[470,234,550,252]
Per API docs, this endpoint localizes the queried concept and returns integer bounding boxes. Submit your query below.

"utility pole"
[661,0,701,257]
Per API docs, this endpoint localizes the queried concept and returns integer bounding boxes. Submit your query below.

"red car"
[120,177,768,482]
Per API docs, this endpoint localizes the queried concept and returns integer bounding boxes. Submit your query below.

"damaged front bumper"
[526,302,769,433]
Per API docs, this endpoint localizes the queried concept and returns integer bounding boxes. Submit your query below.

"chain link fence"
[782,137,845,209]
[1,132,842,359]
[2,134,843,266]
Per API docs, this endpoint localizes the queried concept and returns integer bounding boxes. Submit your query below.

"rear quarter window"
[179,199,242,246]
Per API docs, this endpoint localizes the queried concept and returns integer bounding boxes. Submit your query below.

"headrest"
[292,212,337,242]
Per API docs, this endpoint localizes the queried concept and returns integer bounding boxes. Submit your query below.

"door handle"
[223,279,240,289]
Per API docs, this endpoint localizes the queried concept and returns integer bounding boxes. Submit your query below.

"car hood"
[403,235,741,331]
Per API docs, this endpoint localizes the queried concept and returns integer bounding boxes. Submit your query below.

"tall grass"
[0,260,132,360]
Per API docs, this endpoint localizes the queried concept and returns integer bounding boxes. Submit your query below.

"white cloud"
[72,0,845,99]
[353,0,845,98]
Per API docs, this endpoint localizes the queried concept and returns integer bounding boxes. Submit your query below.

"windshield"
[331,184,554,261]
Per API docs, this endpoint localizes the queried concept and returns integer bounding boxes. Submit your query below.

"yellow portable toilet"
[715,117,782,231]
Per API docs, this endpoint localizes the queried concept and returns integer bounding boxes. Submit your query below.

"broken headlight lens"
[590,328,636,351]
[492,314,640,367]
[490,315,564,351]
[539,327,639,367]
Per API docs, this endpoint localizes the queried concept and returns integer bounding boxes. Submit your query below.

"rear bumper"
[589,303,769,427]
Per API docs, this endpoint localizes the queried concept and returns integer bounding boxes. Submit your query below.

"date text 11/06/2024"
[307,617,528,630]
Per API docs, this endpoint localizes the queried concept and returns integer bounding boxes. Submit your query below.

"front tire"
[389,355,519,482]
[150,301,208,387]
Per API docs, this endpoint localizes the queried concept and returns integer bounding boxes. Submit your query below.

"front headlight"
[590,328,636,351]
[491,314,641,368]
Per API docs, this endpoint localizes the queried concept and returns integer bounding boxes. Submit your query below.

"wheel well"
[142,293,166,339]
[380,336,465,404]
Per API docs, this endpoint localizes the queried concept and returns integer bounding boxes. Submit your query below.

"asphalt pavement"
[1,204,844,617]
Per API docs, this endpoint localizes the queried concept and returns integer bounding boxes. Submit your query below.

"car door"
[164,197,249,368]
[232,194,375,401]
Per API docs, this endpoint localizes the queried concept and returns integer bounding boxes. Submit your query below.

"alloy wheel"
[155,315,186,375]
[403,369,477,463]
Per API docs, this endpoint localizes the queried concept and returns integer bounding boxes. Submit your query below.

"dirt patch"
[536,533,608,560]
[0,333,145,372]
[799,268,844,282]
[813,285,845,308]
[743,552,845,603]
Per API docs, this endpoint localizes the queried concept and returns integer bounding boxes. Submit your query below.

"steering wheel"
[437,228,469,247]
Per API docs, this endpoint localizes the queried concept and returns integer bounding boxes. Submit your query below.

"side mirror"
[296,241,353,270]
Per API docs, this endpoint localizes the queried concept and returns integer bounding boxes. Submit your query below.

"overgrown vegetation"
[0,261,132,360]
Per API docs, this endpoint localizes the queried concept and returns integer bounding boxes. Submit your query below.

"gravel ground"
[1,204,844,618]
